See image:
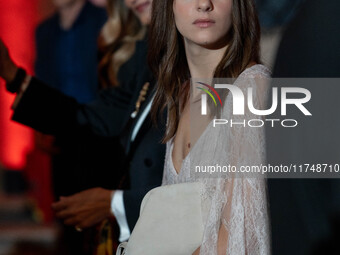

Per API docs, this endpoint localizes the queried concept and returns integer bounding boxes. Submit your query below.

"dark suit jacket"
[11,40,165,233]
[121,88,166,230]
[267,0,340,254]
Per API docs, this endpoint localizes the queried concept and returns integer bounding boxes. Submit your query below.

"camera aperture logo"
[197,82,312,128]
[196,82,223,110]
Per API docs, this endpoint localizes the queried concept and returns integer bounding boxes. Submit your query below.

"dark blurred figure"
[255,0,305,28]
[36,0,106,103]
[34,1,120,254]
[35,0,114,201]
[267,0,340,254]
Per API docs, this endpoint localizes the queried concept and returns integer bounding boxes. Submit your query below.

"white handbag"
[116,182,204,255]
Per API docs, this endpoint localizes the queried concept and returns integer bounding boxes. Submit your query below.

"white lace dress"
[162,65,271,254]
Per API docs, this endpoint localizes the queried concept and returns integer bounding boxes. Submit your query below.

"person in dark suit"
[33,2,116,254]
[0,35,165,243]
[0,0,164,251]
[266,0,340,254]
[34,0,118,201]
[50,62,165,242]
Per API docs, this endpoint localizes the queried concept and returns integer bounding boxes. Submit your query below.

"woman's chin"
[187,34,228,50]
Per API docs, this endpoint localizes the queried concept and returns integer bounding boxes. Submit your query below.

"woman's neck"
[184,40,228,79]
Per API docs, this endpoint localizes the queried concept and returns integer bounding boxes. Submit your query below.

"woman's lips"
[193,19,216,28]
[135,2,150,13]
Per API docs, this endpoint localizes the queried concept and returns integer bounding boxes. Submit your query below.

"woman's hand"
[0,39,18,83]
[52,187,113,229]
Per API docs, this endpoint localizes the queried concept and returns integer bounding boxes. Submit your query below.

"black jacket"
[11,40,165,232]
[267,0,340,254]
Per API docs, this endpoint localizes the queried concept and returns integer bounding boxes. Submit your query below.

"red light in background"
[0,0,38,170]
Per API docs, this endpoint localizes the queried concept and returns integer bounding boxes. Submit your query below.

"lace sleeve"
[199,68,271,255]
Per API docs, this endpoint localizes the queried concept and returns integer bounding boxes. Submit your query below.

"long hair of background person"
[98,0,146,88]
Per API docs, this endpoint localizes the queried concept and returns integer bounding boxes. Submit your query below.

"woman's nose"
[197,0,213,12]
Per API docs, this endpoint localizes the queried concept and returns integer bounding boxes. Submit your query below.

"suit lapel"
[125,83,156,153]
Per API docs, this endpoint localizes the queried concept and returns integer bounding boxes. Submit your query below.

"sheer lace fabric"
[162,65,271,255]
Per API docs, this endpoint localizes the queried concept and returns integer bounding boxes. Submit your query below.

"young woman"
[149,0,270,254]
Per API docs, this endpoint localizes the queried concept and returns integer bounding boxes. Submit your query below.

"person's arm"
[52,187,114,229]
[0,39,137,137]
[11,76,135,136]
[191,71,271,255]
[216,72,270,254]
[51,186,158,235]
[0,39,18,85]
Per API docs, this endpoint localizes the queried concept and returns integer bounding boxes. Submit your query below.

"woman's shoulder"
[233,64,271,91]
[228,64,271,109]
[239,64,271,79]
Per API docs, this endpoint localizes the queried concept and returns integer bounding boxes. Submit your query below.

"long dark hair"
[148,0,261,142]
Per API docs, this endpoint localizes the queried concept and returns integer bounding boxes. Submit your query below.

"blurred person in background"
[255,0,305,29]
[36,0,107,103]
[35,0,110,211]
[255,0,305,69]
[267,0,340,254]
[34,0,112,254]
[0,0,164,253]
